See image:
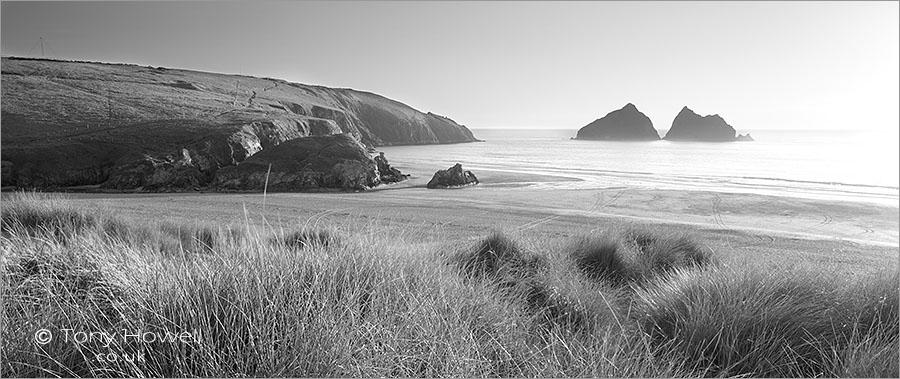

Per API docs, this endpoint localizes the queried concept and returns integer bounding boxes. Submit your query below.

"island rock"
[427,163,479,189]
[736,133,754,141]
[576,103,660,141]
[663,107,737,142]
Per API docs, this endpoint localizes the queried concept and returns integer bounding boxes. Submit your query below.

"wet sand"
[61,167,899,275]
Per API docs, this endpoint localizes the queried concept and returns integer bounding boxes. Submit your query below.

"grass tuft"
[567,229,712,286]
[450,233,592,330]
[1,192,99,242]
[622,228,712,280]
[633,264,899,377]
[568,234,630,285]
[270,227,341,251]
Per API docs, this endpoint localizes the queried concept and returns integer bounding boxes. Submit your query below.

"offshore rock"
[576,103,660,141]
[427,163,479,189]
[664,106,737,142]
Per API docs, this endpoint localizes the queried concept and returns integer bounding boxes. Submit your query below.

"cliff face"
[664,107,737,142]
[0,57,477,190]
[214,134,395,191]
[576,103,660,141]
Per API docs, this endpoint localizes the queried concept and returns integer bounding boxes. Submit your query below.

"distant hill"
[0,57,477,189]
[576,103,660,141]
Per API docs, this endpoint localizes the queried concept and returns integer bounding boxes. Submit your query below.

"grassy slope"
[0,57,477,189]
[1,192,897,377]
[1,57,475,147]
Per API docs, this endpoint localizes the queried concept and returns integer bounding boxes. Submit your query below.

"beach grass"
[1,192,897,377]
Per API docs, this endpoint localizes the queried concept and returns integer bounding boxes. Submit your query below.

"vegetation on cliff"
[0,57,476,190]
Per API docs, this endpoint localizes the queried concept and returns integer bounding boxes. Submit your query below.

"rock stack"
[663,107,737,142]
[576,103,660,141]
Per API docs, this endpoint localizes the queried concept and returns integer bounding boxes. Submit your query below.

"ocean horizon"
[381,128,900,206]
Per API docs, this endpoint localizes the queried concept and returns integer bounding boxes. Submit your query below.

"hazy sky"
[2,1,898,131]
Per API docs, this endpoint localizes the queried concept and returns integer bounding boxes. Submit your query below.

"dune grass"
[566,228,714,287]
[1,192,897,377]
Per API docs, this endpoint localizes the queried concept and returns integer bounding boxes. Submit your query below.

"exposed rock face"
[374,152,406,183]
[576,103,660,141]
[0,57,477,190]
[664,107,737,142]
[736,133,754,141]
[102,149,204,191]
[427,163,479,189]
[214,134,399,191]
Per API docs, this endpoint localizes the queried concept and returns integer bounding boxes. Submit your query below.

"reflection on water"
[380,129,899,206]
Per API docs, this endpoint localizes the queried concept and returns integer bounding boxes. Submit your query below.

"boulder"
[576,103,660,141]
[736,133,754,141]
[214,134,387,191]
[427,163,479,189]
[374,152,407,183]
[664,107,737,142]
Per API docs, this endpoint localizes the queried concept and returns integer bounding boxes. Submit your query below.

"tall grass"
[632,263,899,377]
[567,228,713,286]
[1,192,897,377]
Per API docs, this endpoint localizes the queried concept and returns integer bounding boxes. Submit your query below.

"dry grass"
[567,228,713,286]
[1,192,896,377]
[632,263,898,377]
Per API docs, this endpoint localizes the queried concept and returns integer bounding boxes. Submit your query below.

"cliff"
[575,103,660,141]
[0,57,477,190]
[663,106,737,142]
[214,134,397,191]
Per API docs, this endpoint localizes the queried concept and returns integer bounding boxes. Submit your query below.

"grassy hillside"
[1,192,897,377]
[0,57,477,189]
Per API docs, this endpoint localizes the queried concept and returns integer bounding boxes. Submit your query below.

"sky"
[2,1,898,132]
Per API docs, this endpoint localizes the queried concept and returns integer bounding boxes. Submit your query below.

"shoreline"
[4,156,896,207]
[7,168,898,248]
[56,185,898,247]
[5,163,897,251]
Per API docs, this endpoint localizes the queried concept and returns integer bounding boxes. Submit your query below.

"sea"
[380,129,900,206]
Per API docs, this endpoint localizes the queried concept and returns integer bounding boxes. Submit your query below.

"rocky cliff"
[0,57,477,190]
[215,134,397,191]
[663,107,737,142]
[576,103,660,141]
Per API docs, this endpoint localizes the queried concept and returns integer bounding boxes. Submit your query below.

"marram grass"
[1,192,896,377]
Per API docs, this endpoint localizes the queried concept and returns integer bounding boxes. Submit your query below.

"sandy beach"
[61,167,899,275]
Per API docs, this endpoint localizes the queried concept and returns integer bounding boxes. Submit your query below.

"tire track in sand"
[712,193,775,245]
[518,189,625,232]
[712,193,727,229]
